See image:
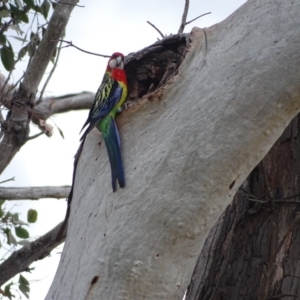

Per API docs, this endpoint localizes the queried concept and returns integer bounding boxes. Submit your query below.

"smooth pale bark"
[47,1,300,299]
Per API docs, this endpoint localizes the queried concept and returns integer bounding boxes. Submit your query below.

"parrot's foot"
[118,102,130,114]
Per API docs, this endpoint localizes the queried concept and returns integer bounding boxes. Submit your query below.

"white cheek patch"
[109,59,117,69]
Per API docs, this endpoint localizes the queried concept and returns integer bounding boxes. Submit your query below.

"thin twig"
[54,39,110,58]
[7,72,24,93]
[146,21,165,39]
[0,71,12,97]
[243,190,300,205]
[178,0,189,34]
[247,198,300,205]
[246,198,267,203]
[1,56,24,101]
[185,12,212,25]
[260,187,276,199]
[26,132,44,141]
[38,40,63,103]
[0,19,14,36]
[279,193,300,201]
[0,177,15,185]
[239,187,258,200]
[269,294,298,300]
[54,0,84,7]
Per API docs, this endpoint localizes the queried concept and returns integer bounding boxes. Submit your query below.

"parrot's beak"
[116,56,122,67]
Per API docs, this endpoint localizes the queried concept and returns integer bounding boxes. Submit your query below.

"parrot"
[56,52,127,241]
[80,52,127,191]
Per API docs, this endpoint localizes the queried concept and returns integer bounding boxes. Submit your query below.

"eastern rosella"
[80,52,127,191]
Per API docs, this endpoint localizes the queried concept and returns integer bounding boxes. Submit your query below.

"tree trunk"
[47,0,300,299]
[186,115,300,300]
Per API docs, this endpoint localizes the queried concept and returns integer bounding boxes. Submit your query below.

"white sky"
[0,1,246,299]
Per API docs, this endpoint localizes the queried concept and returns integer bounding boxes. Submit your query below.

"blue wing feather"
[80,73,123,141]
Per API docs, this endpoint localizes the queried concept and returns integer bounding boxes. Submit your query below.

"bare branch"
[0,222,66,287]
[0,186,70,200]
[178,0,189,33]
[0,0,78,176]
[146,21,165,39]
[26,131,44,141]
[55,39,110,57]
[0,177,15,185]
[33,92,94,121]
[185,12,212,26]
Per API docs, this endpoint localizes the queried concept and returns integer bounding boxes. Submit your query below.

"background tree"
[186,114,300,299]
[0,0,78,298]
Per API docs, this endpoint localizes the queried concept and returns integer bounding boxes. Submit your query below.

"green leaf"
[18,45,27,59]
[10,35,28,42]
[57,126,65,139]
[19,274,30,299]
[1,44,15,71]
[0,9,10,18]
[12,212,19,222]
[40,0,50,19]
[27,209,37,223]
[10,4,29,23]
[27,42,35,57]
[15,226,29,239]
[30,31,39,43]
[4,228,18,245]
[51,1,57,9]
[41,26,46,36]
[23,0,35,9]
[14,0,23,10]
[9,24,24,35]
[0,34,6,45]
[32,5,42,13]
[4,283,13,300]
[0,199,5,218]
[3,211,11,222]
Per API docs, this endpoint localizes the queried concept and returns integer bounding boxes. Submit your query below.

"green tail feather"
[102,117,125,191]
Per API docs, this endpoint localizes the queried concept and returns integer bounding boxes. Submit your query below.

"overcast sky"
[0,1,246,299]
